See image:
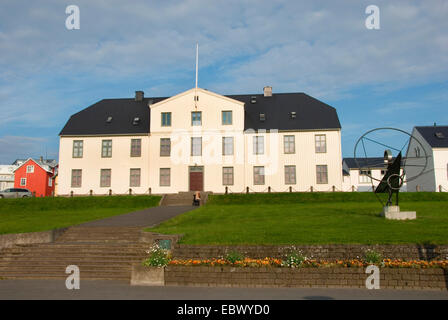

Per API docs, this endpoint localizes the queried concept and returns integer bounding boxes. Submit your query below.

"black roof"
[228,93,340,131]
[415,126,448,148]
[59,98,167,136]
[343,157,387,169]
[60,91,340,136]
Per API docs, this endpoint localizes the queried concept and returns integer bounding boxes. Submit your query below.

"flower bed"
[168,258,448,269]
[135,245,448,289]
[142,244,448,269]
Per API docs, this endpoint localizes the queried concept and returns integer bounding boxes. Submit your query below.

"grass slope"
[148,192,448,245]
[0,196,161,234]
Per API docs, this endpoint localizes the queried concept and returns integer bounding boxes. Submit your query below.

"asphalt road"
[0,279,447,300]
[77,205,196,227]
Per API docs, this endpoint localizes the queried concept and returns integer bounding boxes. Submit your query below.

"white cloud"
[0,136,51,163]
[0,0,447,161]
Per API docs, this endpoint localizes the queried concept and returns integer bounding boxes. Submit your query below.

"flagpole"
[195,43,198,89]
[195,43,198,109]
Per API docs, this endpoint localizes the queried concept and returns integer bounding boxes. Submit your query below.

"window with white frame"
[160,168,170,186]
[48,177,52,187]
[73,140,83,158]
[359,170,371,183]
[100,169,111,187]
[26,165,34,173]
[71,169,82,188]
[101,140,112,158]
[222,137,234,156]
[222,167,234,185]
[20,178,27,186]
[253,136,264,155]
[284,135,295,154]
[315,134,327,153]
[160,138,171,157]
[316,165,328,184]
[253,166,265,185]
[130,139,141,157]
[285,165,296,184]
[130,168,141,187]
[191,137,202,156]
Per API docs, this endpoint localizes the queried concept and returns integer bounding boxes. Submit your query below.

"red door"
[189,167,203,191]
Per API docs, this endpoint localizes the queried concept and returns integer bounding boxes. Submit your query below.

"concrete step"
[161,192,200,206]
[0,271,131,280]
[0,256,145,263]
[0,261,132,268]
[1,247,148,254]
[0,225,150,280]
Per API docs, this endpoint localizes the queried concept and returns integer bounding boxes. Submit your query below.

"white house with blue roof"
[405,125,448,192]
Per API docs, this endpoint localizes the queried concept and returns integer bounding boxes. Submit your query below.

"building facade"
[405,126,448,192]
[58,87,342,195]
[0,165,16,191]
[342,157,407,192]
[13,158,57,197]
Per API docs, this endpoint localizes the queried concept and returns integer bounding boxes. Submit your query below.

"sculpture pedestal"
[382,206,416,220]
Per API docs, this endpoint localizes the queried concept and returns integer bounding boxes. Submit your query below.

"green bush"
[364,249,383,264]
[225,250,245,263]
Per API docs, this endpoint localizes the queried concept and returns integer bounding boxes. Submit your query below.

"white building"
[0,165,16,191]
[57,87,343,195]
[342,157,407,192]
[405,125,448,192]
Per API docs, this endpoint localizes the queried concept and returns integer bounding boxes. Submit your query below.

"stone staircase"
[55,227,142,243]
[0,227,150,281]
[161,191,210,206]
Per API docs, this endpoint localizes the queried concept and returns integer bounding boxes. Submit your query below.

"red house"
[13,158,58,197]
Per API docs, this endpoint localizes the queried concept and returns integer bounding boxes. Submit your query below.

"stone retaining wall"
[0,228,68,250]
[164,266,448,290]
[172,244,448,261]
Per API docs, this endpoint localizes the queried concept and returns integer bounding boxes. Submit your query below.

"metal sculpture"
[353,127,429,210]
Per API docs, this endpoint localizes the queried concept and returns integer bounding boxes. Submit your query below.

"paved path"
[78,206,196,228]
[0,279,447,300]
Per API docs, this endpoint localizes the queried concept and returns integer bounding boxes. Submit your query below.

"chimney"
[135,91,144,101]
[40,156,43,163]
[263,86,272,97]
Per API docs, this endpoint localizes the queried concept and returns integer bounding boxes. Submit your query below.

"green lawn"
[0,195,161,234]
[147,192,448,245]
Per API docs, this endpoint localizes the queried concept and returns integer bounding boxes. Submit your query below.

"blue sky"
[0,0,447,163]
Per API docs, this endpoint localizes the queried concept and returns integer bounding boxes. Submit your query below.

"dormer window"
[251,96,257,104]
[259,113,266,122]
[435,132,445,139]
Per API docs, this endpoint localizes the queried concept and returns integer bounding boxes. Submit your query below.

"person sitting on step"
[193,191,201,206]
